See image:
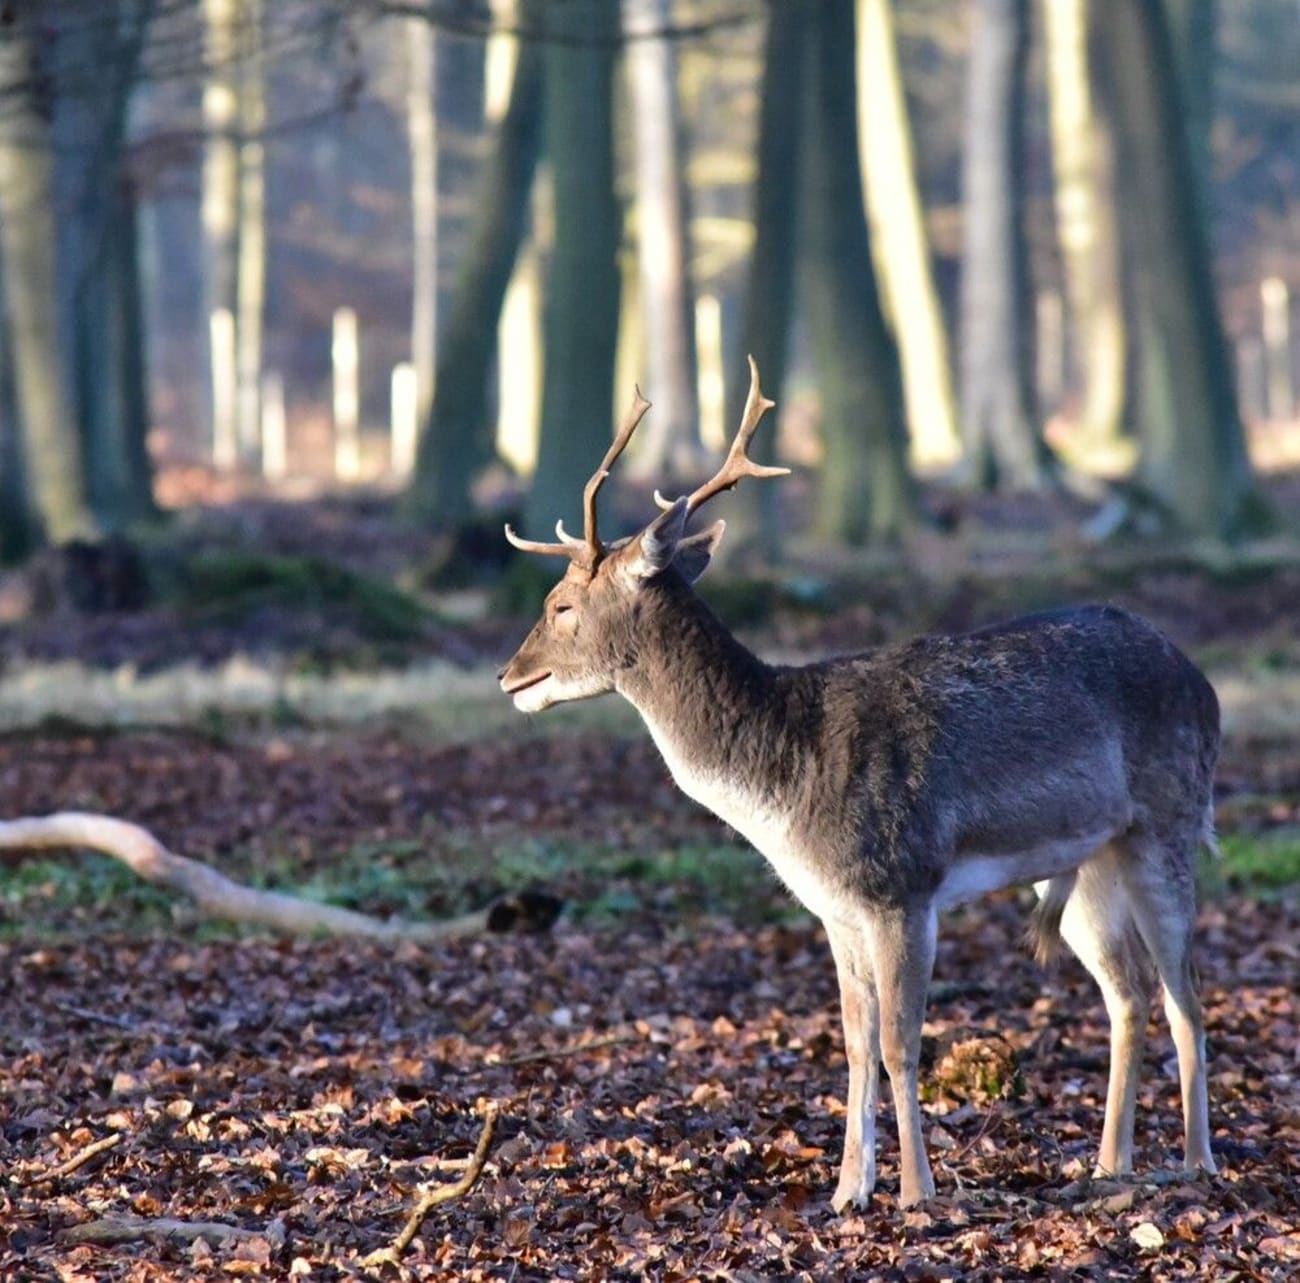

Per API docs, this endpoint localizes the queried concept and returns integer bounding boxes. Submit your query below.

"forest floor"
[1,487,1299,1280]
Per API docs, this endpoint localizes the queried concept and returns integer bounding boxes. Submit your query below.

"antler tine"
[678,355,789,516]
[505,389,651,567]
[553,519,586,548]
[503,524,579,558]
[582,386,653,557]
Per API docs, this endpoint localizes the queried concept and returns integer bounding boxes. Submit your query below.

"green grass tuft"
[1214,830,1300,891]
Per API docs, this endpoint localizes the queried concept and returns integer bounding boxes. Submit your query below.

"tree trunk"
[408,15,438,426]
[959,0,1051,489]
[405,16,543,527]
[1096,0,1263,538]
[1043,0,1126,444]
[0,250,34,561]
[202,0,240,470]
[0,13,96,544]
[236,0,265,464]
[525,0,622,539]
[804,0,916,544]
[55,0,157,531]
[624,0,700,480]
[724,2,806,561]
[857,0,961,470]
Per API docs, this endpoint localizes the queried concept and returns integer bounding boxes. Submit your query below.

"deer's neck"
[616,575,800,825]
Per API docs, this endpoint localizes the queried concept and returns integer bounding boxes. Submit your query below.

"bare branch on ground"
[21,1131,125,1187]
[59,1214,284,1249]
[364,1104,498,1269]
[0,812,494,942]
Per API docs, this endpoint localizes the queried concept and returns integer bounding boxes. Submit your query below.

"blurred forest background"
[2,0,1299,570]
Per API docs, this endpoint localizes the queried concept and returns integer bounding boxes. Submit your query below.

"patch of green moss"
[1214,831,1300,891]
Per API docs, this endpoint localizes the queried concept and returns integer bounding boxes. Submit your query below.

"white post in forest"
[407,17,437,426]
[261,370,287,482]
[1261,276,1294,421]
[333,307,361,481]
[695,293,726,451]
[211,308,237,471]
[391,362,418,479]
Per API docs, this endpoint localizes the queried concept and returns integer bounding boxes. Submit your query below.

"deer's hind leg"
[1052,846,1156,1176]
[1116,828,1217,1174]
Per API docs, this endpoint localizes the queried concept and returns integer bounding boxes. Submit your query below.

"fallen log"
[0,812,559,941]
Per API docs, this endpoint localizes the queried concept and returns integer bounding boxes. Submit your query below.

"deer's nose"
[496,665,507,680]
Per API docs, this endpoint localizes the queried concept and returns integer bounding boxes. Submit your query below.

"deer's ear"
[673,519,725,583]
[621,496,689,581]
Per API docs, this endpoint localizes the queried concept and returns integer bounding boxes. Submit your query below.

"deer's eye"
[554,603,573,616]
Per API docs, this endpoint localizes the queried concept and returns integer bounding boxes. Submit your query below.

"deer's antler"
[655,355,789,517]
[504,387,652,569]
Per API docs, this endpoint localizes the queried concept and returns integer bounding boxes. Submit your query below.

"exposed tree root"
[0,812,558,941]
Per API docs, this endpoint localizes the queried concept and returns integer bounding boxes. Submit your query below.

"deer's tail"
[1026,871,1077,967]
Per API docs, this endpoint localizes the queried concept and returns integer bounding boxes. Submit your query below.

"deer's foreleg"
[828,927,881,1212]
[873,904,938,1208]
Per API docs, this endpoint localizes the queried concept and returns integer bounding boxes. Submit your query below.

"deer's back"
[790,605,1218,907]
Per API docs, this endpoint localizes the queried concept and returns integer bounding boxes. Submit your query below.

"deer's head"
[499,357,787,713]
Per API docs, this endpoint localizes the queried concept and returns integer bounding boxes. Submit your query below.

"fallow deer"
[498,358,1218,1210]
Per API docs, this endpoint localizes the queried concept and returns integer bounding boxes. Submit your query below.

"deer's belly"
[935,830,1113,910]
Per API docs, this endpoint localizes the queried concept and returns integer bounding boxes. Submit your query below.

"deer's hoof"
[897,1174,937,1209]
[831,1174,875,1214]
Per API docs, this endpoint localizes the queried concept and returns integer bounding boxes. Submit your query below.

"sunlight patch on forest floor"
[4,651,1300,741]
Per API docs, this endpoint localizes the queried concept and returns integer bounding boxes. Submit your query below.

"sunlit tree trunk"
[236,0,265,464]
[1096,0,1263,537]
[526,0,621,538]
[405,12,543,526]
[960,0,1051,489]
[805,0,916,544]
[1044,0,1125,443]
[725,2,806,560]
[408,16,438,426]
[202,0,240,470]
[857,0,961,469]
[0,15,96,543]
[624,0,700,479]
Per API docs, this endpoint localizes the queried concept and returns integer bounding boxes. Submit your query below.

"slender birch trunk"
[624,0,700,479]
[857,0,961,469]
[236,0,265,464]
[203,0,241,470]
[408,16,438,426]
[1043,0,1125,443]
[960,0,1052,489]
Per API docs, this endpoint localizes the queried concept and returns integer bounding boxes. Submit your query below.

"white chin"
[512,678,555,713]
